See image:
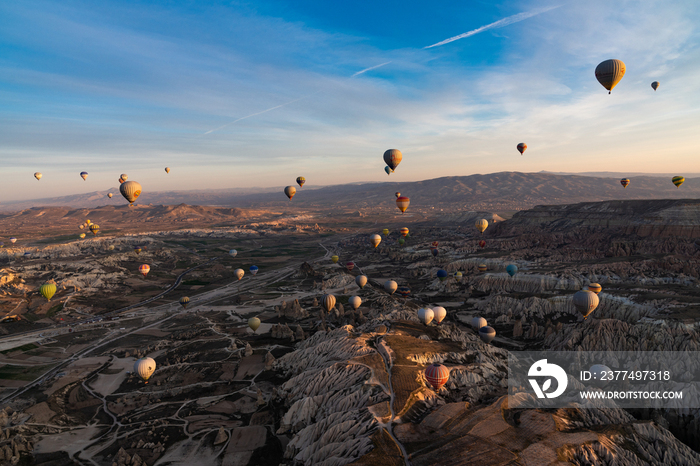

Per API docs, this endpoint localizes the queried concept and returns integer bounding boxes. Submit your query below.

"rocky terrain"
[1,198,700,465]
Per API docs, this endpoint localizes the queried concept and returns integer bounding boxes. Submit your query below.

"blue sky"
[1,0,699,200]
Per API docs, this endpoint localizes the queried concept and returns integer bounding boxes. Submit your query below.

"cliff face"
[496,199,700,238]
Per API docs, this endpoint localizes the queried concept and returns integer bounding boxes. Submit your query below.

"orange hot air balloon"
[399,227,409,237]
[139,264,150,278]
[396,196,410,213]
[620,178,630,188]
[517,143,527,155]
[395,192,401,198]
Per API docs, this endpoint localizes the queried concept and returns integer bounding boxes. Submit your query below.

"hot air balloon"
[651,81,659,91]
[479,240,486,248]
[108,193,113,198]
[595,59,626,94]
[478,264,487,273]
[453,271,462,281]
[479,326,496,344]
[134,357,156,383]
[108,245,115,251]
[417,308,434,325]
[356,275,367,289]
[432,306,446,324]
[296,176,305,187]
[471,317,487,330]
[349,296,362,310]
[506,264,517,277]
[134,247,141,254]
[179,296,190,309]
[395,192,401,198]
[165,167,171,174]
[321,294,336,313]
[588,283,602,294]
[370,234,381,248]
[431,241,439,248]
[437,269,448,281]
[382,228,389,236]
[384,280,397,295]
[10,238,17,244]
[250,265,259,276]
[517,143,527,155]
[34,172,42,180]
[248,317,261,332]
[424,363,450,390]
[80,171,88,180]
[0,243,4,248]
[79,233,86,239]
[383,149,402,171]
[398,238,405,246]
[284,186,296,200]
[229,249,238,257]
[399,228,409,237]
[120,181,142,205]
[86,219,91,225]
[234,268,244,280]
[384,166,393,175]
[672,176,684,188]
[475,219,488,234]
[39,283,57,301]
[396,196,410,213]
[573,290,599,319]
[139,264,150,278]
[89,224,99,236]
[331,255,339,264]
[119,177,124,184]
[346,262,355,271]
[398,286,411,297]
[620,178,630,188]
[79,224,85,229]
[430,247,438,257]
[120,174,128,181]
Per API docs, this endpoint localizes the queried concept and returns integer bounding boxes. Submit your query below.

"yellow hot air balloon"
[296,176,305,187]
[595,59,626,94]
[39,282,57,301]
[179,296,190,309]
[120,181,142,205]
[284,186,296,200]
[108,193,113,198]
[248,317,261,332]
[79,233,86,239]
[672,176,684,188]
[34,172,42,180]
[588,283,602,294]
[382,228,389,236]
[331,255,339,264]
[133,357,156,383]
[396,196,410,213]
[475,219,488,234]
[370,234,381,248]
[165,167,171,174]
[89,224,100,236]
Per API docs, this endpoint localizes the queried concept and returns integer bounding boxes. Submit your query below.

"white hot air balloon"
[432,306,446,324]
[133,357,156,383]
[384,280,398,295]
[234,268,244,280]
[417,308,434,325]
[471,317,487,330]
[355,275,368,289]
[348,296,362,310]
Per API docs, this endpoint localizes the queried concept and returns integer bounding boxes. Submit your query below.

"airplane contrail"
[423,5,561,49]
[205,6,559,134]
[352,61,393,77]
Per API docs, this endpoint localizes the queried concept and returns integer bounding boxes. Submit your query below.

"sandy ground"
[25,401,57,424]
[45,356,109,396]
[34,425,103,457]
[89,356,135,397]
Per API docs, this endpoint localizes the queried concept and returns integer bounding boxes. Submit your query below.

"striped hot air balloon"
[321,294,336,313]
[595,59,626,94]
[139,264,150,278]
[370,234,381,248]
[620,178,630,188]
[672,176,684,188]
[396,196,410,213]
[424,363,450,390]
[179,296,190,309]
[346,262,355,271]
[475,219,488,234]
[399,227,409,237]
[296,176,305,187]
[517,143,527,155]
[80,171,88,180]
[588,283,602,294]
[478,264,487,272]
[397,286,410,298]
